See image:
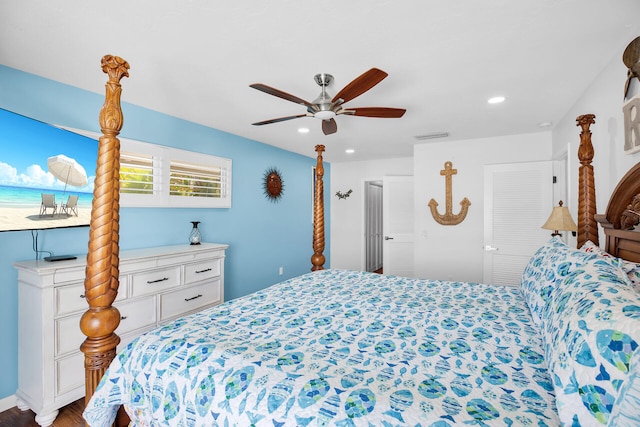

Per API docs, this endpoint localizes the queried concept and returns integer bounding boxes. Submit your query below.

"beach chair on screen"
[39,193,57,217]
[61,194,79,216]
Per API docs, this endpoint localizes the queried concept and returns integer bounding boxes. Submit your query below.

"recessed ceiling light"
[488,96,506,104]
[298,127,309,134]
[538,121,553,128]
[345,149,355,154]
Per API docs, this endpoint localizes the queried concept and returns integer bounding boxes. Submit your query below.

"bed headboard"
[595,161,640,262]
[576,114,640,262]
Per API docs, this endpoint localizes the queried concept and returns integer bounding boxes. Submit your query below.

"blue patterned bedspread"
[84,269,559,426]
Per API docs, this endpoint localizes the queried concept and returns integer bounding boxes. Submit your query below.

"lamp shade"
[541,200,577,234]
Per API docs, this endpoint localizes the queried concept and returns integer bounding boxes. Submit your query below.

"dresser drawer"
[55,313,86,357]
[55,296,155,357]
[184,258,220,284]
[131,267,180,297]
[53,266,86,284]
[56,351,84,396]
[117,296,157,335]
[159,279,222,322]
[55,276,127,316]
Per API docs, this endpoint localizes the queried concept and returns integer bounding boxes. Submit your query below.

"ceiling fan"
[250,68,406,135]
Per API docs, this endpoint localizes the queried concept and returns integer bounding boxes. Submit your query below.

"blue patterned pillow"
[540,254,640,425]
[628,268,640,293]
[520,237,598,325]
[581,240,640,293]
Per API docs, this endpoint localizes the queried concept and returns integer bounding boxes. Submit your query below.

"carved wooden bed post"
[80,55,129,406]
[576,114,598,248]
[311,144,326,271]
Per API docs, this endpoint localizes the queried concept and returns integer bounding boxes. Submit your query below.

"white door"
[383,176,414,277]
[483,161,553,286]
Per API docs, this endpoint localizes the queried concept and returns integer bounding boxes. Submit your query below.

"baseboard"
[0,394,16,413]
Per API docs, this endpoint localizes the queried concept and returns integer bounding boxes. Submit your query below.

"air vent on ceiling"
[414,132,449,141]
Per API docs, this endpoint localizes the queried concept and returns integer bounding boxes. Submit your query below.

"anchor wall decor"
[428,161,471,225]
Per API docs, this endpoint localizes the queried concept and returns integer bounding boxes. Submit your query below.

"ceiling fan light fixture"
[315,110,336,120]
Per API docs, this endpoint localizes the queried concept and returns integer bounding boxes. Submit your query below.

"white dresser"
[14,242,228,427]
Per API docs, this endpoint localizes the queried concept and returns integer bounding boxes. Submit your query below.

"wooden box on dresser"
[13,242,228,427]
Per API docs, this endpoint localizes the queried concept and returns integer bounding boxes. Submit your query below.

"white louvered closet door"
[483,161,553,286]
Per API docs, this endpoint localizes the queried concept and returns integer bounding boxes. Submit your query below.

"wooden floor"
[0,399,84,427]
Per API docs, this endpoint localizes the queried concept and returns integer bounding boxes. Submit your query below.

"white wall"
[330,157,413,270]
[330,34,640,278]
[414,133,552,282]
[553,40,640,244]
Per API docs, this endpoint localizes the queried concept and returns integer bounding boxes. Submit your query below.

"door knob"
[484,245,499,251]
[385,236,394,240]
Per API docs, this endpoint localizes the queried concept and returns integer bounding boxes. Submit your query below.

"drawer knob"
[185,294,203,302]
[121,315,128,320]
[80,294,85,299]
[195,268,212,274]
[147,277,169,284]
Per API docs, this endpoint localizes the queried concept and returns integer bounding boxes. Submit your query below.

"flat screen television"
[0,108,97,232]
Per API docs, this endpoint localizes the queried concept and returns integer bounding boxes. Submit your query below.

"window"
[55,127,232,208]
[119,138,232,208]
[120,152,154,196]
[169,159,225,199]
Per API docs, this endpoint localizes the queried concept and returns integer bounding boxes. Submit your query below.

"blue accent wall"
[0,65,330,400]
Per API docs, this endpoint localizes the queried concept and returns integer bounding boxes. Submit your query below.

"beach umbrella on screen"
[47,154,88,193]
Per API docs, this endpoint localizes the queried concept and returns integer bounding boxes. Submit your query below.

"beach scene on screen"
[0,109,97,232]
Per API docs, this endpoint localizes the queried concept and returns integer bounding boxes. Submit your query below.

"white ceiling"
[2,1,639,163]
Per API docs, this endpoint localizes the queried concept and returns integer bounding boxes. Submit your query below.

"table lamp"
[541,200,577,237]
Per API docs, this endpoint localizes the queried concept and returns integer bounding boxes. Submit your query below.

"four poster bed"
[80,56,640,426]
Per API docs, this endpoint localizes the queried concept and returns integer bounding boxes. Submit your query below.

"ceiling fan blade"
[250,83,315,109]
[623,36,640,69]
[252,114,308,126]
[331,68,388,104]
[322,118,337,135]
[342,107,406,118]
